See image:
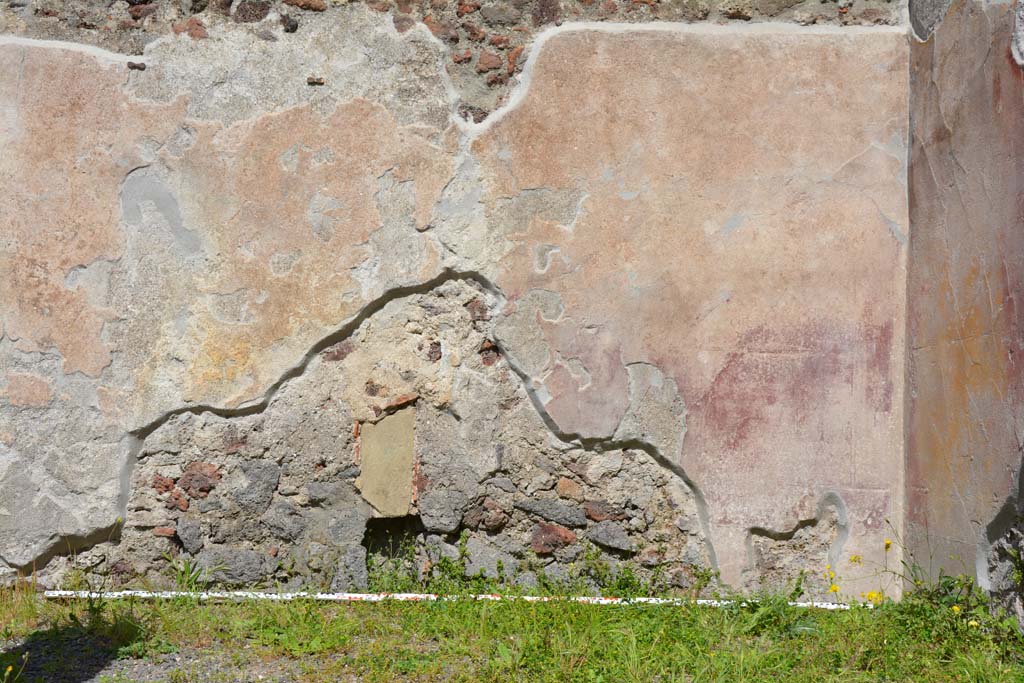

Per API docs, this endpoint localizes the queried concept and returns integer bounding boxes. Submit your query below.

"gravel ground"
[87,650,320,683]
[2,634,351,683]
[83,649,310,683]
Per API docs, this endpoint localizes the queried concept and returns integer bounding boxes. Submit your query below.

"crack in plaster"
[16,269,718,576]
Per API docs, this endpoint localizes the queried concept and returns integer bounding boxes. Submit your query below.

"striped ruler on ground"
[42,590,857,610]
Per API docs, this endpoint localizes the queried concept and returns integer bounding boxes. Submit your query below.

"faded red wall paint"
[691,321,892,451]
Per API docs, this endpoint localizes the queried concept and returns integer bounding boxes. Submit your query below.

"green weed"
[2,546,1022,682]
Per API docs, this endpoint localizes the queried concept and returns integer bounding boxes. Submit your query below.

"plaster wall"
[0,0,1014,602]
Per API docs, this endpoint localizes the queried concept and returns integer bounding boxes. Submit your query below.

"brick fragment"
[165,489,189,512]
[507,45,524,74]
[583,500,628,522]
[477,50,502,73]
[178,462,221,499]
[152,474,175,494]
[530,522,576,554]
[283,0,326,10]
[171,17,208,39]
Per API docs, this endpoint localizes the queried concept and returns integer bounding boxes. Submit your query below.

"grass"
[1,570,1023,682]
[2,535,1022,681]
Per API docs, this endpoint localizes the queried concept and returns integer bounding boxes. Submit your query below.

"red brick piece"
[507,45,524,74]
[171,17,208,40]
[476,50,502,73]
[178,461,221,499]
[152,474,175,494]
[165,489,189,512]
[583,500,628,522]
[531,522,576,554]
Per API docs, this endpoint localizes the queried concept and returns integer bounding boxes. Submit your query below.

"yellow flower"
[849,554,862,565]
[884,539,892,552]
[829,584,840,593]
[863,590,884,605]
[968,620,979,627]
[951,605,961,614]
[828,570,836,580]
[5,665,12,675]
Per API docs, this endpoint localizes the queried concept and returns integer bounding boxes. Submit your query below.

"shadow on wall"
[908,0,956,38]
[1016,1,1024,65]
[986,450,1024,576]
[986,453,1024,625]
[0,601,151,683]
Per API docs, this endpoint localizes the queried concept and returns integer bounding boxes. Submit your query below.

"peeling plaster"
[0,34,133,64]
[456,21,908,139]
[1,15,914,598]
